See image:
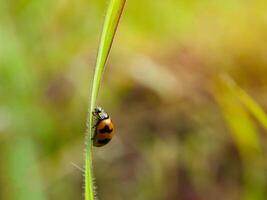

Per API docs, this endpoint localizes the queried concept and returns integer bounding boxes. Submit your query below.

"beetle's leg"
[92,112,103,121]
[91,120,100,139]
[91,130,96,140]
[92,111,97,117]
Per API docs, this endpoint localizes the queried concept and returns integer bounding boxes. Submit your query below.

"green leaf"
[84,1,126,200]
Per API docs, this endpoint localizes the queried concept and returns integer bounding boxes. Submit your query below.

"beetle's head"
[94,106,103,113]
[93,106,108,120]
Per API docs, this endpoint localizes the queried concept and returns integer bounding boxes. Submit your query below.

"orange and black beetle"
[92,107,114,147]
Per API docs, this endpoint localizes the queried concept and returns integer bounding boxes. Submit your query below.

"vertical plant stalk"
[85,0,126,200]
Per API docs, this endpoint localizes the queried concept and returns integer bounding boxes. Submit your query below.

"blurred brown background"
[1,0,267,200]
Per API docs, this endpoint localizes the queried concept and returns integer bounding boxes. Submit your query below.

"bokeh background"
[1,0,267,199]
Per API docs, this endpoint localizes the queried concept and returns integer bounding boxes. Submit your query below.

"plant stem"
[84,1,126,199]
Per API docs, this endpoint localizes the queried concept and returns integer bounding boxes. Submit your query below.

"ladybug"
[92,107,114,147]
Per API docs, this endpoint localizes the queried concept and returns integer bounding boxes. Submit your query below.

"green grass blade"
[228,79,267,130]
[85,1,126,200]
[214,76,266,200]
[238,90,267,130]
[214,80,266,200]
[219,75,267,130]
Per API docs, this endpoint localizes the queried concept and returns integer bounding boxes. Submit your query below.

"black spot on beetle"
[99,125,113,134]
[98,138,111,144]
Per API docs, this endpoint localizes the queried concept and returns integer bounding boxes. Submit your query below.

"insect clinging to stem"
[92,107,114,147]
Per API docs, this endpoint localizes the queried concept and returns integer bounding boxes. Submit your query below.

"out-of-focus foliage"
[1,0,267,200]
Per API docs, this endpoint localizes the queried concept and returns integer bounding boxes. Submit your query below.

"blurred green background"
[1,0,267,199]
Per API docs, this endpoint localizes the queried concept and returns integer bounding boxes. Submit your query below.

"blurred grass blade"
[6,137,46,200]
[214,77,266,200]
[85,0,126,200]
[224,76,267,130]
[238,91,267,130]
